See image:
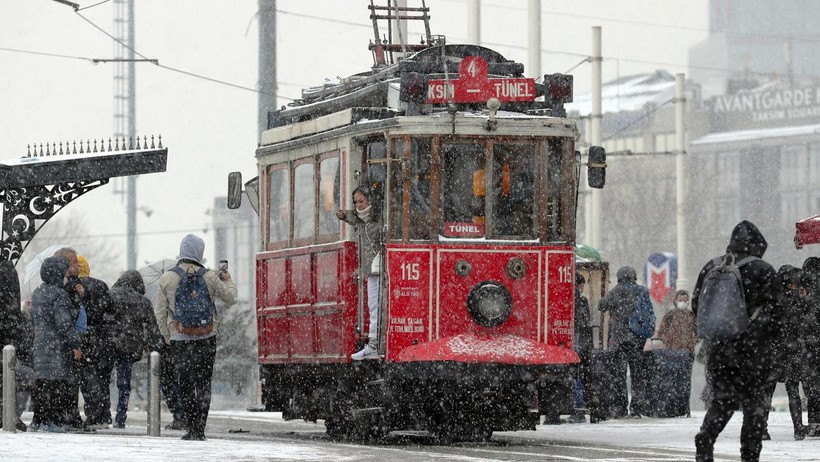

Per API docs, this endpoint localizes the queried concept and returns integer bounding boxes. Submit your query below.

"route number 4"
[557,265,572,283]
[466,59,478,77]
[401,262,420,281]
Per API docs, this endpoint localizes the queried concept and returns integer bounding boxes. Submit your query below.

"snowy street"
[1,409,818,461]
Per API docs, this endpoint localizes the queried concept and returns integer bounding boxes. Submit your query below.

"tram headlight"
[467,281,512,328]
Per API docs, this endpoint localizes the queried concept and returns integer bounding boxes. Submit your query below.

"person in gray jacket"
[155,234,237,441]
[337,185,384,360]
[30,256,82,433]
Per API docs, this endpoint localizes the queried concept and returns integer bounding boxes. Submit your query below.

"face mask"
[675,301,689,309]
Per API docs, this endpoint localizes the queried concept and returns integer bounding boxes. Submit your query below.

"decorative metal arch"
[0,136,168,266]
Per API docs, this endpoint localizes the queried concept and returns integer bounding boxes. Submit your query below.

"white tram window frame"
[267,164,290,247]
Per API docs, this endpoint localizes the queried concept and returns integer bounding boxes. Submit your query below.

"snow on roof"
[567,70,677,116]
[691,123,820,146]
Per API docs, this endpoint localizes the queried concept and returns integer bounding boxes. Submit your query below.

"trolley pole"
[2,345,16,432]
[675,73,688,290]
[147,351,161,436]
[589,26,603,249]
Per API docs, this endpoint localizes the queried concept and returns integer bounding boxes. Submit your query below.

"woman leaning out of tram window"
[336,185,384,360]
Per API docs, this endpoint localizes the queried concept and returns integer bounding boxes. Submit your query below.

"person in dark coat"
[105,270,164,428]
[0,260,31,431]
[598,265,655,418]
[569,272,593,423]
[798,257,820,437]
[763,265,814,440]
[56,252,114,430]
[30,256,83,433]
[691,220,779,462]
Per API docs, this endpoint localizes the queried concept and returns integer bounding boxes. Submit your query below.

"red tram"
[228,3,606,441]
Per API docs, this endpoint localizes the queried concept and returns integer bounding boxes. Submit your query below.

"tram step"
[351,407,384,416]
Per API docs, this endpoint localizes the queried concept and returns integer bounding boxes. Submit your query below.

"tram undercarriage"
[260,361,576,442]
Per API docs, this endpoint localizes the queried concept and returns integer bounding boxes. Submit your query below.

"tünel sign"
[427,56,536,104]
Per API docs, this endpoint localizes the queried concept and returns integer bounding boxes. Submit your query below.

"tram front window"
[442,144,486,237]
[492,144,535,237]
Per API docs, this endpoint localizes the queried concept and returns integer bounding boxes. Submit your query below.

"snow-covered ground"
[1,410,818,461]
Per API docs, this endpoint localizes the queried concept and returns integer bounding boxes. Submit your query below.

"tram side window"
[392,138,433,240]
[441,144,485,237]
[547,139,564,241]
[318,156,340,236]
[293,162,315,240]
[268,166,290,243]
[492,144,535,237]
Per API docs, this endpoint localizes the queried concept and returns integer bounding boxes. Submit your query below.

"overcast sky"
[0,0,708,282]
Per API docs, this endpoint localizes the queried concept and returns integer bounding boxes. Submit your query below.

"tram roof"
[267,44,569,131]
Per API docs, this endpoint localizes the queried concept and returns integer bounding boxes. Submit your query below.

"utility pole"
[467,0,480,45]
[113,0,138,270]
[258,0,277,141]
[588,26,603,250]
[528,0,541,78]
[675,73,688,290]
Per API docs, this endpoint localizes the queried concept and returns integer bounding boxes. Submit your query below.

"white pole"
[467,0,481,45]
[147,351,161,436]
[589,26,603,250]
[675,73,689,290]
[2,345,16,432]
[528,0,541,78]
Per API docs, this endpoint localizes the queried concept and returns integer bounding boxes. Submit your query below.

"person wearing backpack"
[598,265,655,418]
[106,270,164,428]
[155,234,237,441]
[691,220,779,462]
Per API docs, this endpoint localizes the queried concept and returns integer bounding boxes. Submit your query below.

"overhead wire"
[0,46,94,63]
[72,10,284,98]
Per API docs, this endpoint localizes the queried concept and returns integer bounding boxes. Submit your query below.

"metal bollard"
[3,345,17,432]
[147,351,161,436]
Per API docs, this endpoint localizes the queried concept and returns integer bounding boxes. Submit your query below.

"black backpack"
[170,266,215,335]
[696,254,760,341]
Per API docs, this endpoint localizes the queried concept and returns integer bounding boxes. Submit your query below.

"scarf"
[356,205,372,222]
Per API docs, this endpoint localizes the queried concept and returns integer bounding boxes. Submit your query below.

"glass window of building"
[780,145,805,187]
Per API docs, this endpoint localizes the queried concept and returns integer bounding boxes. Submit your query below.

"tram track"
[110,413,713,461]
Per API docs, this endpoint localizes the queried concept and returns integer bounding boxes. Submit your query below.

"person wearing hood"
[155,234,237,441]
[106,270,164,428]
[598,265,655,418]
[30,256,82,433]
[336,185,384,361]
[691,220,778,462]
